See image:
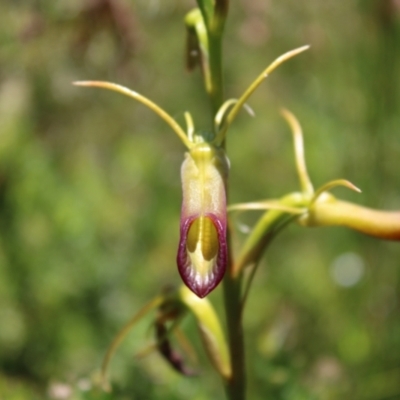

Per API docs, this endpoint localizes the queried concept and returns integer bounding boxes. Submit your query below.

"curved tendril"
[184,111,195,142]
[73,81,192,149]
[214,45,310,145]
[311,179,362,206]
[280,108,314,196]
[100,296,164,391]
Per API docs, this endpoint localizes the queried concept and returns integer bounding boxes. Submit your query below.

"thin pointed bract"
[73,81,192,148]
[310,179,361,206]
[280,109,314,196]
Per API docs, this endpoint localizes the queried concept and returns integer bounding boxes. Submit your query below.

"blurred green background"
[0,0,399,399]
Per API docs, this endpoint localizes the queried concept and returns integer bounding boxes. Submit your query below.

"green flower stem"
[303,199,400,240]
[193,5,246,396]
[193,3,245,398]
[206,14,246,397]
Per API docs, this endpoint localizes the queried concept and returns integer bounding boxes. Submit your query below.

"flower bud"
[177,143,229,298]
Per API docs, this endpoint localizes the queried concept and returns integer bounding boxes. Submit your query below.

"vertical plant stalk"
[208,32,224,120]
[210,38,246,399]
[211,14,246,400]
[195,2,245,398]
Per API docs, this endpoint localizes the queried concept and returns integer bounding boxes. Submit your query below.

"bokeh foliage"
[0,0,399,399]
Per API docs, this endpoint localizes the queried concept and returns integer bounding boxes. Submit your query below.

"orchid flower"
[74,46,309,297]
